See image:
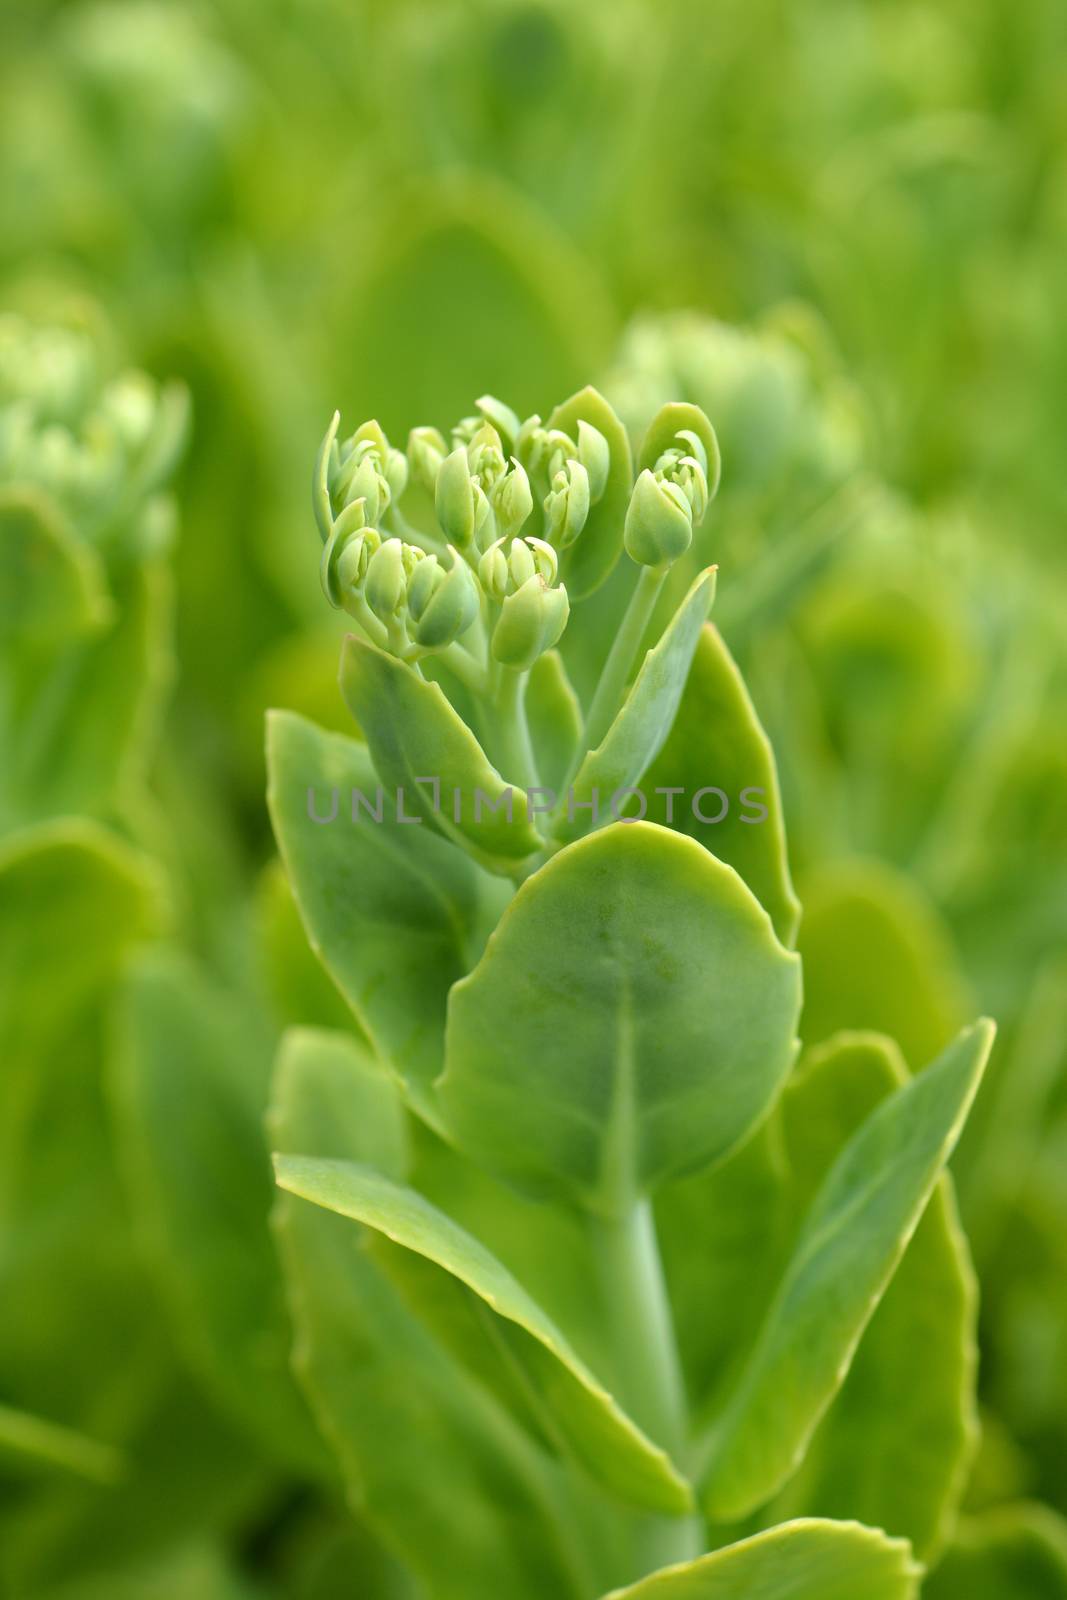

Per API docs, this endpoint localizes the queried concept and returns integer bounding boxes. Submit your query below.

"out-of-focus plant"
[0,305,280,1598]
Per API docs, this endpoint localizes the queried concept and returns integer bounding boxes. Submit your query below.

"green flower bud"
[474,394,520,452]
[659,452,709,524]
[320,514,379,608]
[491,575,570,670]
[435,445,478,547]
[491,458,533,539]
[385,446,408,501]
[409,547,479,649]
[544,428,578,482]
[478,537,510,602]
[333,527,381,604]
[526,536,558,585]
[466,422,507,494]
[335,451,386,523]
[544,458,590,550]
[624,468,694,567]
[673,428,708,477]
[508,537,536,588]
[514,412,543,467]
[576,419,610,503]
[313,411,340,542]
[407,425,447,494]
[364,537,410,622]
[406,551,443,621]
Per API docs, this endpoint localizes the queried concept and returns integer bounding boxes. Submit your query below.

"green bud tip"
[474,394,521,451]
[409,546,479,649]
[490,457,533,540]
[543,457,590,550]
[624,468,694,567]
[492,574,570,670]
[435,445,478,547]
[364,537,411,622]
[407,425,447,494]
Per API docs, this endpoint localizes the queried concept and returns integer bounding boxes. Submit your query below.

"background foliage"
[1,0,1065,1594]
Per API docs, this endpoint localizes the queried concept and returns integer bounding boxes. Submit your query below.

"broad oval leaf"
[643,623,800,946]
[600,1517,918,1600]
[340,633,544,871]
[274,1152,692,1515]
[554,569,716,845]
[439,821,801,1213]
[266,709,480,1122]
[270,1028,616,1600]
[546,386,633,599]
[700,1019,994,1522]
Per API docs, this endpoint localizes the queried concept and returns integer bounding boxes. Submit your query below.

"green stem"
[591,1200,702,1578]
[490,666,539,792]
[583,564,666,752]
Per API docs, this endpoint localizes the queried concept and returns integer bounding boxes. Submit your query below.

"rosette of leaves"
[257,384,1007,1597]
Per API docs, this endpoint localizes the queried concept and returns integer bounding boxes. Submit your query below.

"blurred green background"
[1,0,1065,1594]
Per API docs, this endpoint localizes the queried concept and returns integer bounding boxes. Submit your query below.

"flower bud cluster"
[624,428,713,568]
[331,528,479,654]
[0,312,187,545]
[315,395,615,673]
[478,536,569,670]
[517,415,610,553]
[435,418,534,554]
[317,416,407,542]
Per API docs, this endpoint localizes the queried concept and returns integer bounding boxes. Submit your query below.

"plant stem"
[592,1199,702,1577]
[490,666,539,792]
[583,564,666,752]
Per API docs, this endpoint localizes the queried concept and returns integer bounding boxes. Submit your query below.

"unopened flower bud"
[508,538,536,588]
[466,422,507,494]
[321,519,380,608]
[335,451,386,523]
[492,576,570,670]
[478,538,510,601]
[313,411,340,541]
[364,537,409,622]
[334,528,380,598]
[435,446,478,547]
[406,552,443,621]
[407,425,447,493]
[515,412,544,469]
[666,454,709,524]
[544,458,590,550]
[526,536,558,584]
[491,458,533,539]
[474,394,520,452]
[673,428,708,478]
[624,468,694,567]
[409,548,479,649]
[385,447,408,501]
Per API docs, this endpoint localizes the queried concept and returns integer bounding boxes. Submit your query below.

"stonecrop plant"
[265,386,997,1598]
